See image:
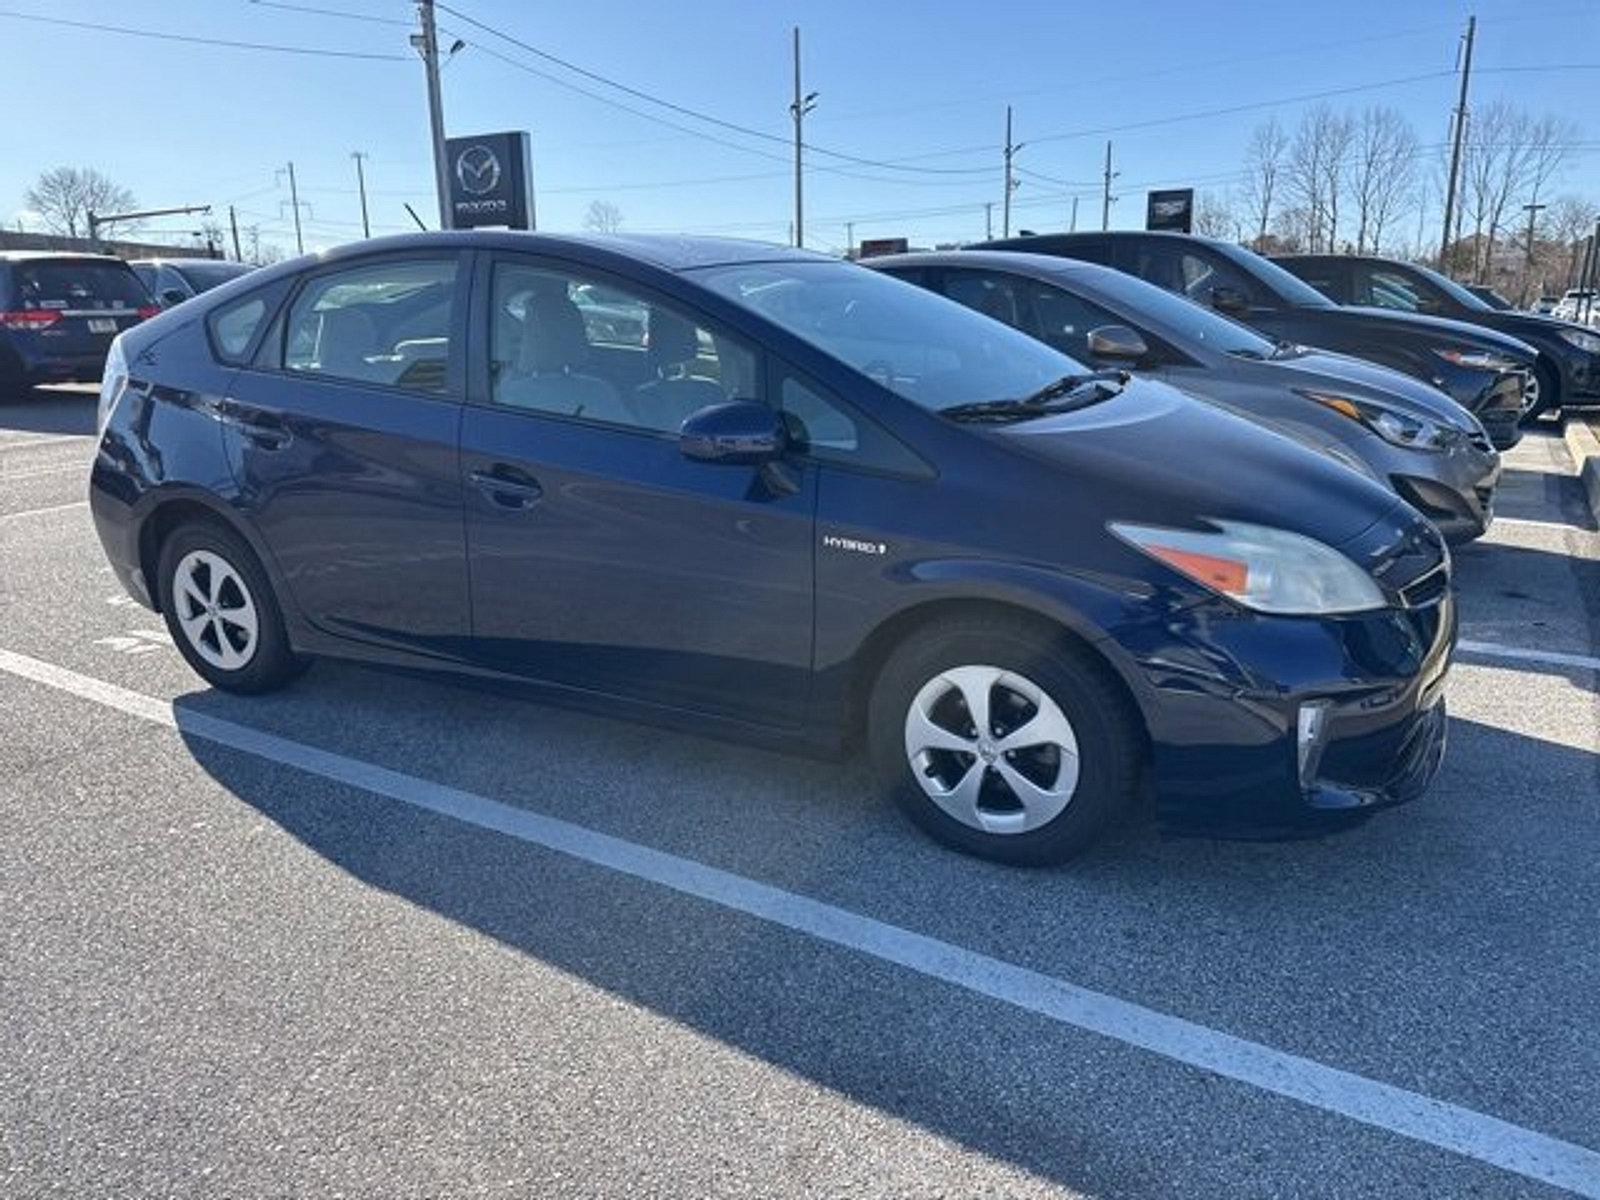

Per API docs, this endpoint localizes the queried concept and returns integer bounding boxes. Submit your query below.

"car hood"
[1472,309,1600,346]
[997,377,1405,549]
[1310,304,1538,358]
[1251,348,1480,427]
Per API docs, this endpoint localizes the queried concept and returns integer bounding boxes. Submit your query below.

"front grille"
[1399,562,1449,609]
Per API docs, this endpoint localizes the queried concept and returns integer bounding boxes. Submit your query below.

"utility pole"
[413,0,452,229]
[229,205,242,261]
[1584,218,1600,324]
[789,27,818,248]
[1100,141,1116,231]
[1002,106,1018,238]
[1521,201,1546,303]
[984,202,993,241]
[285,161,304,255]
[1070,195,1079,233]
[1438,14,1476,273]
[352,151,371,238]
[845,220,854,258]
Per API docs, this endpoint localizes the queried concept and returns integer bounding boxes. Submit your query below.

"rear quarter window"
[207,280,290,365]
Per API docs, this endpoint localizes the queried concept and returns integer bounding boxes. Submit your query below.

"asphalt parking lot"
[2,384,1598,1198]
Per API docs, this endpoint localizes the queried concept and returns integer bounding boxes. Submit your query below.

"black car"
[132,257,257,309]
[868,250,1501,543]
[91,232,1454,864]
[1275,253,1600,420]
[978,231,1537,450]
[0,252,157,390]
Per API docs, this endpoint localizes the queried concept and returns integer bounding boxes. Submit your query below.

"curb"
[1563,413,1600,527]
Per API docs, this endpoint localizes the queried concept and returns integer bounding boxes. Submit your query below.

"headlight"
[1435,347,1521,371]
[1558,327,1600,354]
[97,336,129,436]
[1109,519,1386,615]
[1298,390,1452,452]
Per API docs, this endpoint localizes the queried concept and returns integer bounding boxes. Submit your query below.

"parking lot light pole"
[790,27,818,249]
[414,0,452,230]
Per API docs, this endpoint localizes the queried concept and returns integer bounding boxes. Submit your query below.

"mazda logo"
[455,145,501,196]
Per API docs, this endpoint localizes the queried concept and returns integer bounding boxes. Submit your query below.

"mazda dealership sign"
[445,131,535,230]
[1145,188,1194,234]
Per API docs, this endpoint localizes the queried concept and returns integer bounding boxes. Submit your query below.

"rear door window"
[280,257,459,395]
[12,260,148,310]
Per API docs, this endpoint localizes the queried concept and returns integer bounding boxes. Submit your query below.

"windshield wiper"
[1268,339,1302,360]
[940,370,1129,423]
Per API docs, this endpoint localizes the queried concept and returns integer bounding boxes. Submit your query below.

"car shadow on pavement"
[169,668,1600,1196]
[0,385,98,436]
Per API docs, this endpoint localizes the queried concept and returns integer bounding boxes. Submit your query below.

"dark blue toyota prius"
[91,232,1455,864]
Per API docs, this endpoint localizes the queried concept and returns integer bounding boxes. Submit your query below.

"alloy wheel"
[172,549,259,671]
[903,664,1080,835]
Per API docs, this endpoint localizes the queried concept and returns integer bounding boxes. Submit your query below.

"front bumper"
[1388,435,1500,544]
[1115,588,1455,827]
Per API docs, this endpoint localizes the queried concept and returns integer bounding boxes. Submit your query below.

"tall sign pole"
[1439,14,1476,271]
[415,1,452,229]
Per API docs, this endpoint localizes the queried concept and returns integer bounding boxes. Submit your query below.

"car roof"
[0,251,133,265]
[297,230,830,273]
[131,257,247,268]
[974,229,1235,251]
[863,248,1127,285]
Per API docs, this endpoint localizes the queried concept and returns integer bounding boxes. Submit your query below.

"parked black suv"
[978,232,1537,449]
[0,252,156,390]
[1275,253,1600,420]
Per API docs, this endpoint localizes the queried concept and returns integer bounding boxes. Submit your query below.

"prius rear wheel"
[868,615,1141,865]
[158,520,306,693]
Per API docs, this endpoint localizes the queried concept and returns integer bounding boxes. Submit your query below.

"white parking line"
[0,645,1596,1197]
[1492,515,1597,535]
[1,462,90,481]
[1459,639,1600,673]
[0,434,92,451]
[0,499,89,522]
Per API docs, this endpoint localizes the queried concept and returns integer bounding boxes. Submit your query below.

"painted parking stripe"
[0,434,92,451]
[1458,639,1600,674]
[0,646,1596,1196]
[0,499,89,522]
[1,462,90,481]
[1492,515,1597,535]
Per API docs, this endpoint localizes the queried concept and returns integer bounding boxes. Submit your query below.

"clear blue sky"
[1,0,1596,256]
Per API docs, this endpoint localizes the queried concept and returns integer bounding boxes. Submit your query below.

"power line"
[0,7,407,59]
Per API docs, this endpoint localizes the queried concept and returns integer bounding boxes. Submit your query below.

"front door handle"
[470,466,543,509]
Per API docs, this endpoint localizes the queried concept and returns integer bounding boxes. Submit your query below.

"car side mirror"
[160,289,187,308]
[679,400,788,465]
[1085,324,1149,363]
[1210,285,1249,315]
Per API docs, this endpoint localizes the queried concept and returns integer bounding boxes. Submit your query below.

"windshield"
[1405,262,1495,312]
[173,261,253,293]
[1213,243,1335,309]
[693,259,1089,411]
[1075,266,1277,358]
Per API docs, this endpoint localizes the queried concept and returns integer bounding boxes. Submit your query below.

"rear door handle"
[470,466,543,509]
[216,400,292,450]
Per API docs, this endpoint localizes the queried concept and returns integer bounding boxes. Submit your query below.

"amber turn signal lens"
[1143,545,1249,595]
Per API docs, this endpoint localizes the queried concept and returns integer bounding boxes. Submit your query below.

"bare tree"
[583,200,624,234]
[1192,192,1242,241]
[1544,194,1599,291]
[1460,100,1533,277]
[1240,118,1289,250]
[1349,106,1419,254]
[24,166,137,238]
[1285,106,1353,252]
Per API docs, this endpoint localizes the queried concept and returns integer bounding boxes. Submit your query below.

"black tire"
[867,614,1143,866]
[156,518,308,694]
[1522,359,1561,425]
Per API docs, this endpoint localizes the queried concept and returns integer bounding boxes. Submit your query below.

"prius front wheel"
[868,615,1141,865]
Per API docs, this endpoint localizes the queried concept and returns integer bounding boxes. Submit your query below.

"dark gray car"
[869,251,1500,543]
